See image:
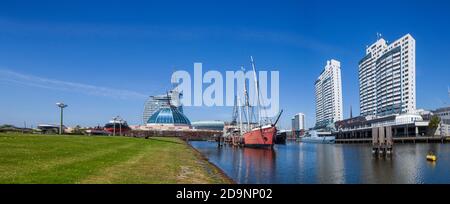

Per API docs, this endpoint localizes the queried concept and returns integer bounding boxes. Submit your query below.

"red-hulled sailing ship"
[237,56,283,148]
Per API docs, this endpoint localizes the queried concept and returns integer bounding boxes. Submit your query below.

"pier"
[336,136,450,144]
[371,127,393,156]
[219,132,244,147]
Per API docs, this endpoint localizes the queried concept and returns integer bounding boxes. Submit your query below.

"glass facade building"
[147,106,191,126]
[142,90,183,124]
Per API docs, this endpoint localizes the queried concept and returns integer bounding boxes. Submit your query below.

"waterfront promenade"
[336,136,450,144]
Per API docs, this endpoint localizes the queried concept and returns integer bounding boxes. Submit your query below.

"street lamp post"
[112,116,123,136]
[119,117,122,136]
[113,116,117,136]
[56,102,68,135]
[113,116,122,136]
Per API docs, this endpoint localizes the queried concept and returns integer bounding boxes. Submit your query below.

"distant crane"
[231,96,239,126]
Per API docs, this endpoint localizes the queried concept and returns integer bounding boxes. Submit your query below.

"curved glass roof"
[147,106,191,125]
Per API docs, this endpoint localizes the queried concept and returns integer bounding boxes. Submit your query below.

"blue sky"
[1,0,450,129]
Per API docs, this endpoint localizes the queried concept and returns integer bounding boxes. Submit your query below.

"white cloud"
[0,69,147,99]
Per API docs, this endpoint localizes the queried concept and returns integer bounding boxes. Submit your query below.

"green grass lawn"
[0,133,231,184]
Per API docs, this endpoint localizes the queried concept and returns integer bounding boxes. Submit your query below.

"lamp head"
[56,102,68,108]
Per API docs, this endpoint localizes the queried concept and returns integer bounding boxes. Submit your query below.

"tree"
[429,115,441,129]
[0,124,16,129]
[428,115,441,136]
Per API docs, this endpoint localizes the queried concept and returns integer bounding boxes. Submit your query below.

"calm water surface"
[190,141,450,184]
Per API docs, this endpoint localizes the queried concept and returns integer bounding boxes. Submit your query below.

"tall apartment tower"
[292,113,306,131]
[359,34,416,116]
[315,59,343,128]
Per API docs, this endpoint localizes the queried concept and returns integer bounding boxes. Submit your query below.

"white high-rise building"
[359,34,416,116]
[142,90,183,124]
[292,113,306,131]
[315,59,343,128]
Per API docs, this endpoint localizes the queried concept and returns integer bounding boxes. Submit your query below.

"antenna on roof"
[377,32,382,40]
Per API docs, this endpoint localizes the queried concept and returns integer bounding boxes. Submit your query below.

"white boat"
[299,130,335,144]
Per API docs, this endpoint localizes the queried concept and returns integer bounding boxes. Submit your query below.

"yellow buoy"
[426,154,437,161]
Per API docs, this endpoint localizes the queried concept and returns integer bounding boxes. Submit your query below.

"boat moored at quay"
[299,130,336,144]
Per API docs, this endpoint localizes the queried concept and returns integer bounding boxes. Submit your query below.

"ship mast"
[250,56,261,126]
[237,96,243,135]
[242,66,251,132]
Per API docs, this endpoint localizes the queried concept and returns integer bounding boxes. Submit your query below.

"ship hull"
[300,136,335,144]
[104,128,130,133]
[104,122,131,135]
[275,132,287,144]
[243,126,276,148]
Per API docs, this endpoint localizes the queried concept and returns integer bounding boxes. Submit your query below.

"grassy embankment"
[0,133,231,184]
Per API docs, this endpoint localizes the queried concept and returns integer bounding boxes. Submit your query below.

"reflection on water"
[190,141,450,184]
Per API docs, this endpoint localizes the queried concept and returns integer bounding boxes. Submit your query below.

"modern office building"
[37,124,65,134]
[142,90,183,124]
[334,113,429,139]
[433,106,450,136]
[292,113,306,131]
[434,106,450,125]
[359,34,416,117]
[315,59,343,129]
